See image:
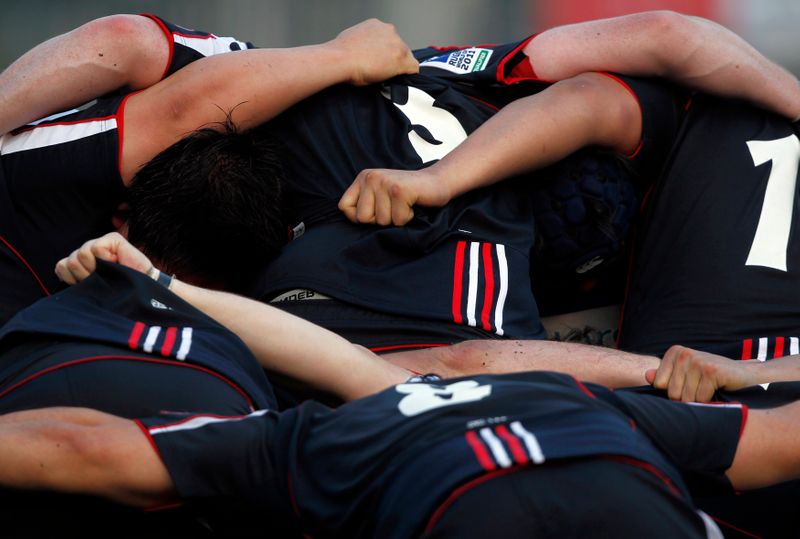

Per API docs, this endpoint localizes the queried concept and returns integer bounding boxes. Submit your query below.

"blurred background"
[2,0,800,74]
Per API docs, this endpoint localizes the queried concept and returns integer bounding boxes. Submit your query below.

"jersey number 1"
[745,134,800,271]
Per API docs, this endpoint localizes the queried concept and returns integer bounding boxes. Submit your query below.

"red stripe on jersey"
[480,243,495,331]
[774,336,785,358]
[465,431,496,471]
[128,322,146,350]
[741,339,753,360]
[452,241,467,324]
[494,425,528,465]
[139,14,175,80]
[0,234,51,296]
[161,327,178,357]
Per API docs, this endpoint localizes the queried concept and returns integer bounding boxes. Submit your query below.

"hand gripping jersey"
[619,96,800,361]
[0,15,253,326]
[139,371,742,538]
[251,40,680,348]
[0,261,276,412]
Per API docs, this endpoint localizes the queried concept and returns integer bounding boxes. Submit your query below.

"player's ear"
[112,202,130,237]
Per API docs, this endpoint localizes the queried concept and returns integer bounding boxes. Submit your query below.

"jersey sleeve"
[602,75,687,181]
[139,14,256,78]
[136,410,287,509]
[613,390,745,489]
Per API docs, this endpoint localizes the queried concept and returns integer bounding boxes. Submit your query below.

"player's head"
[127,117,286,290]
[531,149,638,275]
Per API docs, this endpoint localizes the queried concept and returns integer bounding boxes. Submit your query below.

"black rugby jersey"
[0,261,276,410]
[139,371,743,539]
[251,40,681,346]
[620,96,800,360]
[0,15,252,326]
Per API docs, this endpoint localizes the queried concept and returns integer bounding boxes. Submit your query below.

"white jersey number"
[387,86,468,164]
[396,380,492,417]
[745,134,800,271]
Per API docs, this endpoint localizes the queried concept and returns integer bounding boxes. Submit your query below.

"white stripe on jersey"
[493,244,508,336]
[510,421,545,464]
[149,409,269,435]
[791,337,799,356]
[143,326,162,354]
[479,427,512,468]
[176,327,193,360]
[173,34,248,58]
[466,242,480,327]
[0,118,117,155]
[686,402,743,410]
[757,337,768,361]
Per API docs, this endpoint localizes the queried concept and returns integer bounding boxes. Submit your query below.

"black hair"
[127,117,286,290]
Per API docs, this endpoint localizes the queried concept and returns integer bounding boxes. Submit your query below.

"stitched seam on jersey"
[0,234,51,296]
[0,355,255,409]
[423,467,519,534]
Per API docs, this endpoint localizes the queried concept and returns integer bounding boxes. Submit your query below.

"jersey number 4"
[746,134,800,272]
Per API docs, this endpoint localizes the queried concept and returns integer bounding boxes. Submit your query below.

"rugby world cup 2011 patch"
[421,48,494,74]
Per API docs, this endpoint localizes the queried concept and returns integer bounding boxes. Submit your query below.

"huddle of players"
[2,10,800,538]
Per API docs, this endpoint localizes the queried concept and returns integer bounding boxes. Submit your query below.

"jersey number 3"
[746,134,800,272]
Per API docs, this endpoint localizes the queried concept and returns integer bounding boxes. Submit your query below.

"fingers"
[54,232,150,285]
[651,345,720,403]
[339,169,416,226]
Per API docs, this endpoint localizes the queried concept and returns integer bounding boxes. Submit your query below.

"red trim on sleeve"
[139,14,175,80]
[116,90,141,183]
[0,234,51,296]
[133,418,166,462]
[595,72,644,159]
[496,35,541,85]
[132,419,186,512]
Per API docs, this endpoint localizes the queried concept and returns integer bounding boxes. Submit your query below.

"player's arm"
[340,71,639,225]
[727,400,800,490]
[0,15,169,135]
[383,338,658,388]
[120,19,418,181]
[646,345,800,402]
[0,407,174,506]
[527,10,800,120]
[55,233,410,401]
